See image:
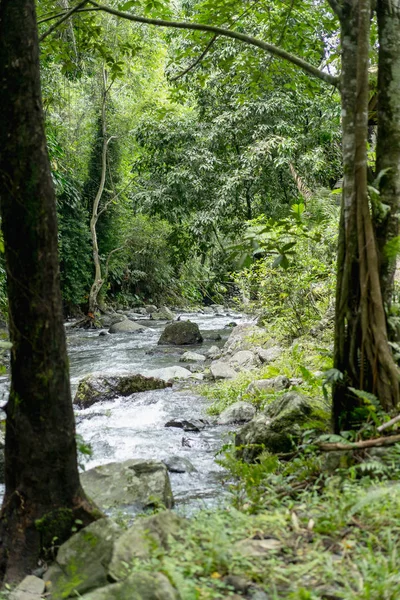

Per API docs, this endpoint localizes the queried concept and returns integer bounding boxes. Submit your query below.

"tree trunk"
[0,0,99,582]
[88,69,112,316]
[375,0,400,309]
[332,0,399,431]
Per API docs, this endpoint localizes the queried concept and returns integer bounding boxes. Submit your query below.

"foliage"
[232,194,338,339]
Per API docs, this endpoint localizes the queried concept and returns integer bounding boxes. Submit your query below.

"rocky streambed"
[68,308,250,515]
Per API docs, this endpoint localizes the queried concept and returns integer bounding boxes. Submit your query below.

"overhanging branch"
[47,0,339,89]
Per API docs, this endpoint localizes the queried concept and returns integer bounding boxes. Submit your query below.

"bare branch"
[377,414,400,433]
[82,1,341,89]
[318,433,400,451]
[39,0,89,42]
[170,34,218,81]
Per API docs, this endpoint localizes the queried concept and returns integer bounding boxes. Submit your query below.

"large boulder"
[108,511,186,581]
[109,319,147,334]
[150,306,175,321]
[81,459,174,511]
[236,392,315,462]
[218,401,256,425]
[158,321,203,346]
[145,304,158,314]
[45,519,120,598]
[78,572,180,600]
[74,374,171,408]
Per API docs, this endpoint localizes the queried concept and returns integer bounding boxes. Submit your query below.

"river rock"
[222,324,265,356]
[256,345,283,364]
[246,376,290,394]
[158,321,203,345]
[135,307,148,316]
[202,307,214,314]
[150,306,175,320]
[109,319,147,334]
[81,459,174,511]
[203,332,222,341]
[165,418,208,432]
[210,361,236,379]
[236,392,315,462]
[145,304,158,314]
[229,350,261,370]
[207,345,221,359]
[211,304,224,313]
[78,572,180,600]
[218,401,256,425]
[141,365,197,381]
[44,519,120,598]
[179,351,206,362]
[10,575,45,600]
[109,511,186,581]
[74,374,171,408]
[162,456,197,473]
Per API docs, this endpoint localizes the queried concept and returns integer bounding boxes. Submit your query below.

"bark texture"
[375,0,400,308]
[0,0,98,582]
[333,0,400,430]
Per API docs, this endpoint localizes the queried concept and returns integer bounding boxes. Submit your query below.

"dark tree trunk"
[375,0,400,309]
[332,0,399,431]
[0,0,99,583]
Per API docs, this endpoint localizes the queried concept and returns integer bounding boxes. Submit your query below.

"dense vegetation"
[1,0,400,594]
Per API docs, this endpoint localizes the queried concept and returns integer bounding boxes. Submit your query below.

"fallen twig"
[318,433,400,452]
[377,414,400,433]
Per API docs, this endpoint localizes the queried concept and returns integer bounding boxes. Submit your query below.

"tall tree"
[0,0,98,582]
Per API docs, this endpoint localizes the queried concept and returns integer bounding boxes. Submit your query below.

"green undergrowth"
[126,447,400,599]
[201,338,333,417]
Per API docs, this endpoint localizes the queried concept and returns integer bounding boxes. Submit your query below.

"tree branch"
[170,34,218,81]
[81,1,340,89]
[318,433,400,451]
[39,0,89,42]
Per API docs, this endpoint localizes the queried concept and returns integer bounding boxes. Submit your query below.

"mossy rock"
[45,518,121,599]
[74,374,172,408]
[78,572,180,600]
[157,321,203,346]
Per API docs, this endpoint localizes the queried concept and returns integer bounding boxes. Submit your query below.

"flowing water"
[67,310,247,514]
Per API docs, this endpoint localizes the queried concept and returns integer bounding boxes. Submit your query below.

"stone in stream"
[44,519,121,598]
[150,306,175,321]
[145,304,158,314]
[179,351,206,362]
[158,321,203,345]
[109,319,147,334]
[162,456,197,473]
[81,459,174,511]
[207,345,221,359]
[141,365,203,381]
[74,374,171,408]
[202,307,214,314]
[164,418,208,432]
